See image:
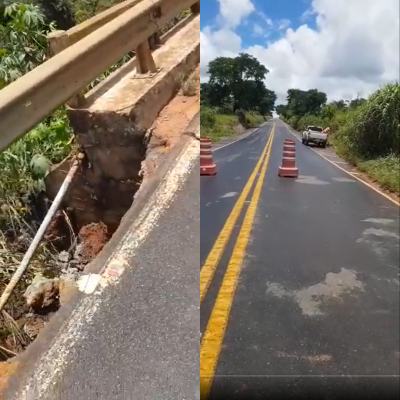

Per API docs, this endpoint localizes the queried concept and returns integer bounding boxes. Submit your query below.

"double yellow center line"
[200,123,275,399]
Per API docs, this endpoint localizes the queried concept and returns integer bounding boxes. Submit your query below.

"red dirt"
[143,65,200,179]
[76,221,109,264]
[148,66,199,150]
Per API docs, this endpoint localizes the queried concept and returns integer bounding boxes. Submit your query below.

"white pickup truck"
[301,126,328,148]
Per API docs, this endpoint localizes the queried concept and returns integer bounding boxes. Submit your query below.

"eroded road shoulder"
[5,136,200,400]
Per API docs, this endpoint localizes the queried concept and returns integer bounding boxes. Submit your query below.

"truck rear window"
[309,126,323,132]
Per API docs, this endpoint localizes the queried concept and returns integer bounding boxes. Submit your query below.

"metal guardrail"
[0,0,200,312]
[0,0,199,152]
[46,0,151,107]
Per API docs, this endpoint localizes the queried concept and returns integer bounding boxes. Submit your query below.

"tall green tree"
[205,53,276,114]
[275,104,287,117]
[285,88,327,117]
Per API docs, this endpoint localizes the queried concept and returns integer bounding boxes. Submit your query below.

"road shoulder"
[281,120,400,206]
[211,126,262,151]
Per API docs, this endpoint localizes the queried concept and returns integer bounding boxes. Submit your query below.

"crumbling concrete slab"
[45,16,199,233]
[67,15,200,182]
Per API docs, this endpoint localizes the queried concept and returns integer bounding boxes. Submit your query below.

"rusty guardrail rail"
[0,0,200,312]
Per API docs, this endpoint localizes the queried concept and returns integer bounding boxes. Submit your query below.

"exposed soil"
[152,65,199,147]
[43,209,73,251]
[75,222,109,265]
[143,66,200,178]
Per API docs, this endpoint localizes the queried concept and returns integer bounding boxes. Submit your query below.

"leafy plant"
[0,2,55,88]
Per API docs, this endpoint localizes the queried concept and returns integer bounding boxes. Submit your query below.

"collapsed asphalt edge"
[3,113,200,399]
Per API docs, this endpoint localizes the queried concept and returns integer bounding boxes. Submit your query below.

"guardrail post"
[135,40,158,74]
[191,2,200,14]
[148,32,162,50]
[47,30,86,108]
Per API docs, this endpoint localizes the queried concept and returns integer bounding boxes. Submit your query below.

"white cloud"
[200,27,242,78]
[252,23,267,37]
[201,0,400,104]
[216,0,255,28]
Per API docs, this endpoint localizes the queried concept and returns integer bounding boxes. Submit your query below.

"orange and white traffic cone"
[200,137,216,176]
[278,139,298,178]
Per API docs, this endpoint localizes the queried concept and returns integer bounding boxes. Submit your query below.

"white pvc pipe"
[0,160,79,312]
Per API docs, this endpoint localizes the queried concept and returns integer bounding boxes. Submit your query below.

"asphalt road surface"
[200,119,400,399]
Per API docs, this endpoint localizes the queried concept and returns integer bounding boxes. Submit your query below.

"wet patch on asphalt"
[295,175,330,185]
[215,153,241,163]
[220,192,237,198]
[332,177,356,183]
[356,217,399,258]
[266,268,365,316]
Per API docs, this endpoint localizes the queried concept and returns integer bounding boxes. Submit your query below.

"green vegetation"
[201,53,275,141]
[276,83,400,194]
[0,3,75,239]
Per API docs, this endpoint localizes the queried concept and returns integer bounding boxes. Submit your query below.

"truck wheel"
[321,142,327,148]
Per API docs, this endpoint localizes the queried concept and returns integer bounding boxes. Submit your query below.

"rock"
[24,274,60,311]
[59,273,78,306]
[58,250,71,264]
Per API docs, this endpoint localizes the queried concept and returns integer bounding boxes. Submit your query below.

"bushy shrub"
[200,106,217,130]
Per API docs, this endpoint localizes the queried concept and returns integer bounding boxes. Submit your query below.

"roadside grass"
[331,142,400,194]
[358,156,400,194]
[201,114,238,142]
[201,106,266,142]
[245,111,265,127]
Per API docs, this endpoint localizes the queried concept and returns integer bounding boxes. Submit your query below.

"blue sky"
[201,0,316,47]
[200,0,399,103]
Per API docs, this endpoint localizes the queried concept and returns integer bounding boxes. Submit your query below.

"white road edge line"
[281,121,400,207]
[212,121,269,152]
